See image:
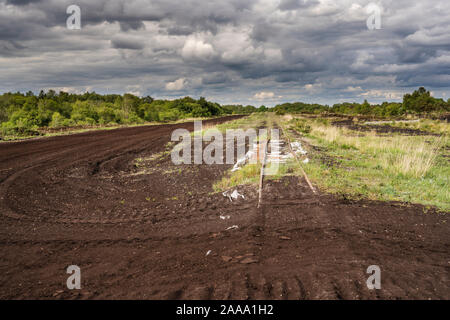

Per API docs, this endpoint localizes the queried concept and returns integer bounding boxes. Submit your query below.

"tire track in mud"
[0,136,165,222]
[0,117,242,224]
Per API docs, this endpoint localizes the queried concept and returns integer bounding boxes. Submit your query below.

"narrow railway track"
[276,118,317,194]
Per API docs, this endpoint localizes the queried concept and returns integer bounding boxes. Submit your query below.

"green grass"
[212,113,269,191]
[291,117,450,211]
[213,163,261,191]
[215,113,266,132]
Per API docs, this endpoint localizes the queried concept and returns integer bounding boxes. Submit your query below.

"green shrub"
[50,112,65,127]
[290,119,311,134]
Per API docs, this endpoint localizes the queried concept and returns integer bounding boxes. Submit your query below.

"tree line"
[273,87,450,117]
[1,87,447,137]
[0,90,263,136]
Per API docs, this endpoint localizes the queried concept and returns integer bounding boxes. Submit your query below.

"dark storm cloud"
[251,22,279,43]
[0,0,449,105]
[394,45,436,64]
[0,39,27,56]
[111,38,144,50]
[202,73,232,85]
[5,0,41,5]
[119,21,145,32]
[278,0,319,11]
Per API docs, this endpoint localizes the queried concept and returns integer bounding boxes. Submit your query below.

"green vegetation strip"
[0,91,266,140]
[282,116,450,211]
[274,87,449,118]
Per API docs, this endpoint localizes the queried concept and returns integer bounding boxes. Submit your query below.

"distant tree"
[142,96,154,104]
[258,105,268,112]
[401,87,449,113]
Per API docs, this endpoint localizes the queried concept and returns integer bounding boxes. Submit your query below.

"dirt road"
[0,117,448,299]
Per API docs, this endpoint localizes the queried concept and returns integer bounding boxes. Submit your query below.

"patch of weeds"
[134,158,144,167]
[340,143,357,150]
[289,118,311,134]
[213,164,261,192]
[422,205,433,214]
[313,118,330,126]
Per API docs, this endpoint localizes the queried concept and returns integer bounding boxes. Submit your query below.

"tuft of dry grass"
[381,137,442,178]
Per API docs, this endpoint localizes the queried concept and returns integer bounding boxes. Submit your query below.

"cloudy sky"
[1,0,449,106]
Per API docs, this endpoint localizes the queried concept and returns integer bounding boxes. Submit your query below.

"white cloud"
[181,36,216,61]
[304,83,322,92]
[344,86,363,92]
[405,25,450,46]
[360,89,404,100]
[253,91,275,100]
[264,48,283,61]
[309,0,339,16]
[374,63,419,73]
[125,85,142,96]
[165,78,186,91]
[351,51,375,70]
[215,27,263,64]
[252,91,282,101]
